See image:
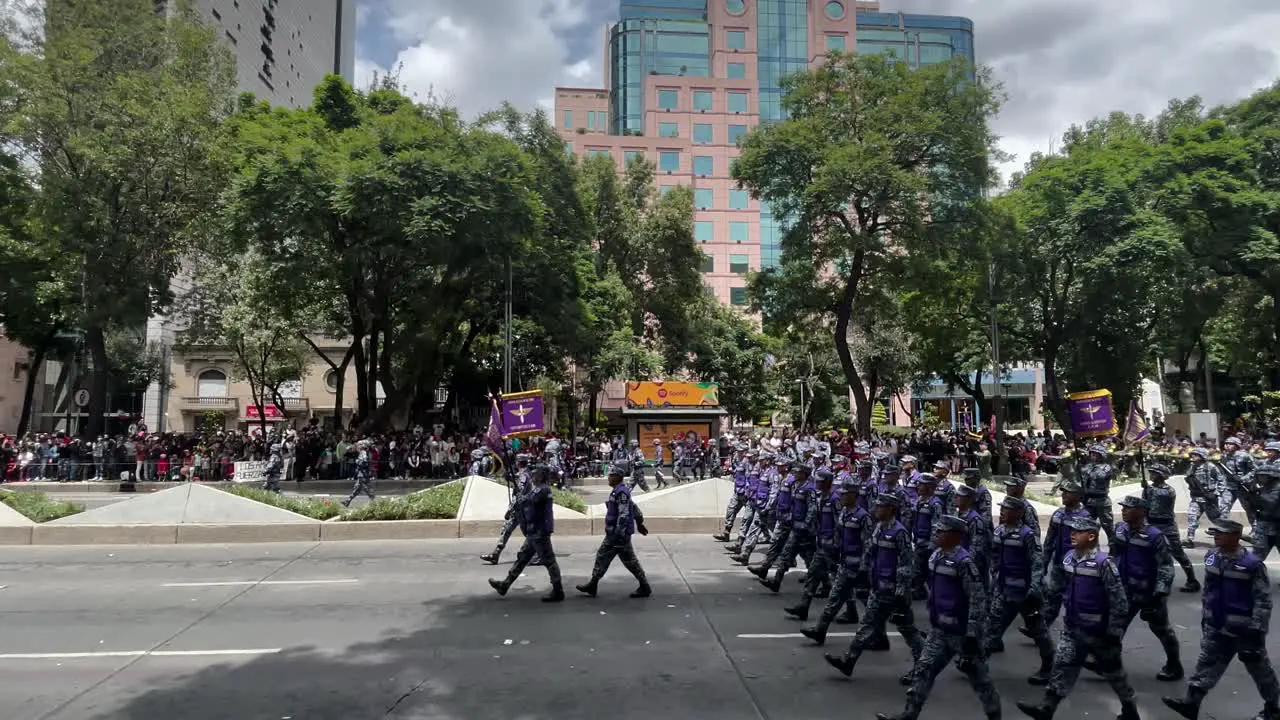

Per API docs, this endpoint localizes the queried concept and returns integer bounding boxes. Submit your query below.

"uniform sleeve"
[631,497,645,525]
[804,491,820,529]
[1027,532,1045,587]
[1252,562,1273,633]
[1043,556,1066,605]
[1025,502,1042,537]
[1153,531,1174,596]
[963,559,988,638]
[1103,559,1129,637]
[766,477,779,508]
[1043,515,1061,566]
[894,529,915,598]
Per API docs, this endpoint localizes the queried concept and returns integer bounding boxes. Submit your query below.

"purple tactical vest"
[912,496,941,542]
[996,525,1034,596]
[840,507,868,570]
[605,484,634,536]
[1203,549,1262,632]
[791,481,814,525]
[776,474,796,523]
[522,486,555,535]
[817,491,838,546]
[872,521,908,593]
[1114,522,1161,595]
[733,469,750,496]
[928,548,971,635]
[751,471,771,508]
[1063,551,1109,634]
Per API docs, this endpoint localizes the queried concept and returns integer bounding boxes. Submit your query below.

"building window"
[729,189,749,209]
[659,121,679,138]
[658,89,679,110]
[693,90,713,111]
[728,124,748,144]
[693,123,713,144]
[693,155,713,176]
[588,111,597,129]
[324,370,339,393]
[588,149,611,159]
[727,91,749,113]
[660,185,677,196]
[700,254,715,273]
[726,30,746,50]
[624,150,644,166]
[729,221,749,242]
[694,221,715,242]
[196,369,228,398]
[659,151,680,172]
[730,254,750,274]
[564,141,574,155]
[824,1,845,20]
[563,110,572,129]
[730,287,749,306]
[694,188,714,209]
[598,111,608,128]
[726,0,746,16]
[727,62,746,79]
[826,35,846,52]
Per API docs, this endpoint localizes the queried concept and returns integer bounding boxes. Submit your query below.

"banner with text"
[624,381,719,409]
[501,390,545,439]
[231,460,268,484]
[1066,389,1118,439]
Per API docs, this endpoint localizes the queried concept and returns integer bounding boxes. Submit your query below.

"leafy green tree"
[735,53,1002,436]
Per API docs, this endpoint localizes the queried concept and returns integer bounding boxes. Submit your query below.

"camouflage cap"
[901,455,918,464]
[882,464,902,476]
[917,472,939,485]
[961,467,982,480]
[1058,480,1084,494]
[1190,447,1210,458]
[607,463,628,477]
[841,478,862,492]
[1224,436,1244,447]
[1087,444,1109,455]
[1002,476,1027,487]
[954,484,975,497]
[874,492,902,508]
[793,463,812,474]
[934,515,967,533]
[1066,515,1100,532]
[1146,463,1171,478]
[1266,441,1280,452]
[1118,495,1147,509]
[816,469,835,483]
[1000,496,1025,511]
[1209,519,1245,535]
[932,460,948,469]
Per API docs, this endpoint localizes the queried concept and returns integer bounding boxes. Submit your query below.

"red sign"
[244,404,284,420]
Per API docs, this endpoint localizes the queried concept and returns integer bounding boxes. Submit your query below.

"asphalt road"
[0,537,1271,720]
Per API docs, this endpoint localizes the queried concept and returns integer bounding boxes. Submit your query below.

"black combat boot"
[1162,687,1206,719]
[1116,701,1140,720]
[729,553,751,564]
[748,565,769,579]
[713,532,731,542]
[488,578,509,596]
[898,669,914,686]
[783,603,808,621]
[988,639,1005,654]
[758,575,782,593]
[725,542,741,553]
[542,585,565,603]
[823,652,855,677]
[868,632,891,651]
[1180,573,1201,593]
[835,604,859,625]
[1015,693,1060,720]
[480,550,501,565]
[575,580,598,597]
[800,625,826,645]
[1157,658,1184,681]
[1027,657,1052,686]
[630,583,652,598]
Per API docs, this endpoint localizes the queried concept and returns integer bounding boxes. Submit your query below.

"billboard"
[636,423,712,453]
[625,381,719,409]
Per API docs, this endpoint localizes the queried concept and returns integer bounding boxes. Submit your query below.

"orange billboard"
[625,381,719,409]
[637,423,712,453]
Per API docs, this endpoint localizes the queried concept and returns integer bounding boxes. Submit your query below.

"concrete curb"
[5,515,721,545]
[2,478,456,495]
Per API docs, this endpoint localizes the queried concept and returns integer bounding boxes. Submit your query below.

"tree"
[735,53,1002,436]
[0,0,236,437]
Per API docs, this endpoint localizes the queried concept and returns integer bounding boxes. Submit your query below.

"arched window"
[196,369,227,398]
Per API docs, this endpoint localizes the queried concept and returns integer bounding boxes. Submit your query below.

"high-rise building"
[190,0,356,108]
[555,0,974,306]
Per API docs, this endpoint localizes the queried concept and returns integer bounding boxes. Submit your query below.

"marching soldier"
[909,474,944,600]
[1002,475,1041,536]
[802,478,871,645]
[1102,495,1183,681]
[1032,481,1092,632]
[1185,447,1225,547]
[714,451,752,542]
[760,463,819,593]
[879,515,1001,720]
[262,442,284,493]
[731,456,786,565]
[576,462,651,598]
[480,453,531,565]
[961,467,993,532]
[784,469,839,620]
[933,462,956,513]
[1248,465,1280,560]
[954,484,991,584]
[1163,519,1279,720]
[823,493,924,679]
[1221,436,1258,527]
[340,439,374,506]
[1142,463,1201,591]
[1078,444,1117,543]
[986,496,1055,686]
[1017,515,1140,720]
[628,440,650,493]
[726,457,766,554]
[488,464,565,602]
[749,464,804,583]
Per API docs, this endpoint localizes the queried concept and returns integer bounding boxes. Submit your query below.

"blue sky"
[353,0,1280,178]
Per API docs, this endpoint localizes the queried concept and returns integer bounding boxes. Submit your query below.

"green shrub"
[552,488,587,513]
[216,485,342,520]
[0,489,84,523]
[340,480,464,521]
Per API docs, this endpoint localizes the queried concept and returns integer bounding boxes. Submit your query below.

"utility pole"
[503,256,513,394]
[988,260,1004,472]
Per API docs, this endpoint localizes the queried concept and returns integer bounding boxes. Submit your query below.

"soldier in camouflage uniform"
[1248,465,1280,561]
[577,463,651,598]
[489,464,565,602]
[340,439,375,507]
[908,474,944,600]
[1163,519,1279,720]
[1221,436,1258,527]
[749,464,806,582]
[1078,444,1117,544]
[784,469,839,620]
[960,467,993,532]
[262,442,284,493]
[823,493,924,678]
[954,484,991,585]
[1096,495,1184,681]
[1185,447,1225,547]
[1002,475,1041,537]
[802,478,871,645]
[1142,462,1200,591]
[986,497,1055,686]
[480,454,532,565]
[1017,515,1140,720]
[760,464,820,593]
[1033,481,1092,632]
[714,449,753,542]
[879,515,1000,720]
[732,456,785,565]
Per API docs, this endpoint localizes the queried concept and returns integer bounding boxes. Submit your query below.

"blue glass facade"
[854,12,974,69]
[609,17,712,134]
[755,0,809,269]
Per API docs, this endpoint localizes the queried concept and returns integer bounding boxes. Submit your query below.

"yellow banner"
[625,381,719,408]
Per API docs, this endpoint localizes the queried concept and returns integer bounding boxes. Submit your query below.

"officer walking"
[262,442,284,493]
[1104,495,1184,681]
[732,456,785,565]
[749,464,805,583]
[1017,515,1140,720]
[714,451,752,542]
[1221,436,1257,527]
[908,474,944,600]
[1032,481,1092,632]
[1002,475,1041,537]
[878,515,1001,720]
[954,484,991,584]
[802,478,870,645]
[823,493,924,678]
[341,439,375,507]
[577,463,652,598]
[1163,519,1280,720]
[987,496,1055,686]
[785,469,838,620]
[760,463,819,593]
[1142,463,1201,591]
[1078,444,1118,543]
[1248,465,1280,560]
[488,464,565,602]
[960,467,993,532]
[1185,447,1225,547]
[480,454,532,565]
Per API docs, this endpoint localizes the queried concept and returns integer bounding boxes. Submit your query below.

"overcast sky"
[354,0,1280,181]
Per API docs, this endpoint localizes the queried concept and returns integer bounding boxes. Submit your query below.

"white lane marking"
[737,632,901,639]
[161,579,359,588]
[688,569,752,575]
[0,648,281,660]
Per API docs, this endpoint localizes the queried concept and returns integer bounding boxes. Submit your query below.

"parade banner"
[624,381,719,409]
[1066,389,1118,439]
[1123,399,1151,445]
[231,460,267,484]
[500,390,545,438]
